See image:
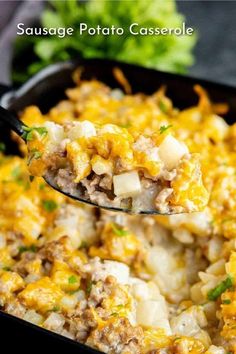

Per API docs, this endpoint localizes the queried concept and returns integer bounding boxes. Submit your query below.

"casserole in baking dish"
[1,59,236,354]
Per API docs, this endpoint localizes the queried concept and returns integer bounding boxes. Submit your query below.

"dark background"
[0,0,236,86]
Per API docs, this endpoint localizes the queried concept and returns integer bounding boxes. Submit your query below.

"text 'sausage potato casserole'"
[1,70,236,354]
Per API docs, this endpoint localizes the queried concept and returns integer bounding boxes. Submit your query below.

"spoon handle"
[0,106,25,137]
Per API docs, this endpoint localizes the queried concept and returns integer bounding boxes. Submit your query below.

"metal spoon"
[0,105,181,215]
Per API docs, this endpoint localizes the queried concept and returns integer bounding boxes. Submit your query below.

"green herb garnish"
[0,142,6,152]
[22,126,47,141]
[29,175,35,182]
[79,241,88,249]
[27,149,43,165]
[86,280,95,294]
[31,149,43,160]
[68,290,78,295]
[207,275,234,301]
[39,183,46,190]
[51,306,60,312]
[222,299,231,304]
[2,266,11,271]
[159,100,168,113]
[116,304,124,309]
[111,223,128,237]
[68,275,78,284]
[11,166,21,179]
[42,200,58,212]
[111,312,119,317]
[119,123,132,129]
[19,245,37,254]
[159,124,173,134]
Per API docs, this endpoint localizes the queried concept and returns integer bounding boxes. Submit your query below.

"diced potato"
[136,299,170,333]
[130,278,150,301]
[44,121,65,151]
[91,260,130,284]
[23,309,44,325]
[205,115,229,142]
[91,155,113,175]
[173,228,194,244]
[146,246,173,275]
[67,120,96,139]
[99,124,122,135]
[60,294,78,310]
[43,312,65,331]
[113,171,141,198]
[205,345,225,354]
[158,135,188,170]
[170,307,203,337]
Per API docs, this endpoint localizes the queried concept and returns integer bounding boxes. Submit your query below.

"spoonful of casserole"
[0,106,209,215]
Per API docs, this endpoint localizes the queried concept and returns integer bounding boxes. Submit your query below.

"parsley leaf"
[42,200,58,212]
[68,275,78,284]
[0,142,6,152]
[207,275,234,301]
[28,149,43,165]
[22,126,48,141]
[31,149,43,160]
[222,299,231,304]
[2,266,11,271]
[19,245,37,254]
[51,306,60,312]
[11,166,21,179]
[119,123,132,129]
[111,223,128,237]
[159,100,168,113]
[111,312,119,317]
[159,124,173,134]
[39,183,46,190]
[79,241,88,249]
[86,280,95,294]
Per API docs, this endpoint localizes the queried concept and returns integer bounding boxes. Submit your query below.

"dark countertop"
[0,0,236,86]
[178,0,236,86]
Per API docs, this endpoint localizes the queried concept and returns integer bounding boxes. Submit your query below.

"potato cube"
[158,135,188,170]
[113,171,141,198]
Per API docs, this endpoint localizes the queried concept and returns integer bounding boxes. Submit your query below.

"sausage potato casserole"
[0,73,236,354]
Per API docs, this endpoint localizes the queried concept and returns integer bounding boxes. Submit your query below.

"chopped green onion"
[22,126,48,141]
[11,166,21,179]
[159,100,168,113]
[2,266,11,271]
[19,245,37,254]
[111,223,128,237]
[51,306,60,312]
[39,183,46,190]
[68,275,78,284]
[42,200,58,212]
[86,280,94,294]
[207,275,234,301]
[0,142,6,152]
[222,299,231,304]
[159,124,172,134]
[79,241,88,249]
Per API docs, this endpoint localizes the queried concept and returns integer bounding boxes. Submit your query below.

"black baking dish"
[0,58,236,353]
